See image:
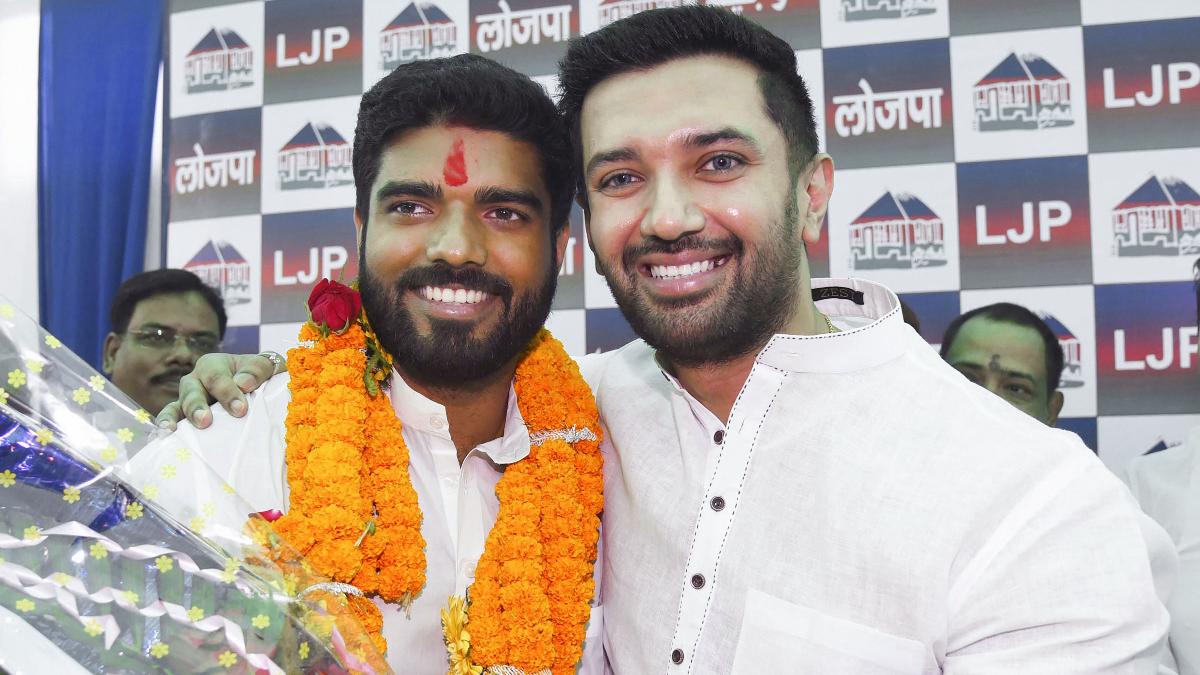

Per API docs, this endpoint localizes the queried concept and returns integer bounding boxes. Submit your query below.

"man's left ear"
[554,223,571,271]
[101,332,120,374]
[1047,389,1065,426]
[799,154,835,246]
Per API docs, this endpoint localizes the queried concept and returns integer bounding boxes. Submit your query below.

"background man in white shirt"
[162,7,1170,673]
[1124,260,1200,675]
[939,302,1065,426]
[138,54,604,673]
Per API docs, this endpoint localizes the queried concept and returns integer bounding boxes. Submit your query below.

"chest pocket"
[730,588,930,675]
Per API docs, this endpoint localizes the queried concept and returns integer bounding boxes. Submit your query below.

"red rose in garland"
[307,279,361,333]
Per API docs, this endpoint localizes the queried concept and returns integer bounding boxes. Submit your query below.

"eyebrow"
[953,361,1038,385]
[375,180,442,204]
[584,126,763,180]
[475,185,545,214]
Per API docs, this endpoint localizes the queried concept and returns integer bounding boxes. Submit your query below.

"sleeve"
[943,460,1172,675]
[577,520,606,675]
[121,375,293,533]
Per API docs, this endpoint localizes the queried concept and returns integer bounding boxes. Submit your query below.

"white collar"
[757,277,909,374]
[387,370,531,465]
[656,277,909,390]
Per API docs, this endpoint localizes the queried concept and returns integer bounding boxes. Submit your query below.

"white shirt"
[1126,428,1200,675]
[129,371,603,675]
[583,277,1169,675]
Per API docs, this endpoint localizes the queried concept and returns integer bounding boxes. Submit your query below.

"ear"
[1047,390,1065,426]
[354,208,365,245]
[799,154,835,247]
[102,332,121,374]
[554,222,571,272]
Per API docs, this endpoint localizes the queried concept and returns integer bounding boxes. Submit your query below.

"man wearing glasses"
[102,269,226,416]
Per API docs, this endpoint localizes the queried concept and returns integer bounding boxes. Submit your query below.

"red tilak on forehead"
[443,138,468,186]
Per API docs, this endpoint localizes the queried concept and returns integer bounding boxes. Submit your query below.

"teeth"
[420,286,489,304]
[650,258,719,279]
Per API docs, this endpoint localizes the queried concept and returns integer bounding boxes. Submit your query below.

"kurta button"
[671,649,684,664]
[691,573,705,589]
[714,430,725,443]
[710,496,725,511]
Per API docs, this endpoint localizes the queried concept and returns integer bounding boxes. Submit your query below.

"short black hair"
[353,54,573,235]
[109,269,227,337]
[939,302,1064,396]
[557,5,819,191]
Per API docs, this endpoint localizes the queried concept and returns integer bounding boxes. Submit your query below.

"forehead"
[129,292,219,330]
[373,125,547,194]
[580,55,773,155]
[949,317,1048,375]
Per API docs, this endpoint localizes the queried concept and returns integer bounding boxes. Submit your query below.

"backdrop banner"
[160,0,1200,475]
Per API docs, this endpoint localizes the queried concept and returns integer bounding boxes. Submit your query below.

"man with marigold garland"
[163,6,1172,674]
[135,54,605,675]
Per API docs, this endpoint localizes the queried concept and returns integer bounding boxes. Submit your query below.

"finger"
[232,353,279,393]
[198,361,250,418]
[155,401,182,431]
[177,373,213,429]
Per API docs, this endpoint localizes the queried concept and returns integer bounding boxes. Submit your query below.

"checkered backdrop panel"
[162,0,1200,476]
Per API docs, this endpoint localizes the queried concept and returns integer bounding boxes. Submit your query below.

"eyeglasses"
[126,327,220,355]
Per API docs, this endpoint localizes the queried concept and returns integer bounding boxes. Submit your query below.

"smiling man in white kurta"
[558,6,1169,673]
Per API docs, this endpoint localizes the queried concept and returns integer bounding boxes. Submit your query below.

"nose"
[426,204,488,267]
[164,335,197,365]
[640,176,705,241]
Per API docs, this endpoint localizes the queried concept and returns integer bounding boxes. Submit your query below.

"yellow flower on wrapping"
[72,387,91,405]
[155,556,174,573]
[15,598,35,612]
[175,447,191,462]
[84,619,103,637]
[0,304,12,318]
[99,446,118,463]
[442,595,482,675]
[62,486,81,503]
[142,483,159,500]
[23,525,40,541]
[160,464,177,479]
[251,614,270,630]
[0,470,15,487]
[189,515,206,531]
[35,428,53,446]
[89,542,108,560]
[25,359,43,374]
[220,559,239,584]
[202,502,216,518]
[6,370,25,388]
[134,409,151,424]
[0,387,7,405]
[122,590,139,604]
[218,650,237,668]
[88,375,106,391]
[150,641,169,658]
[299,642,310,659]
[187,606,205,622]
[44,334,62,349]
[51,572,71,586]
[125,502,144,520]
[116,428,134,443]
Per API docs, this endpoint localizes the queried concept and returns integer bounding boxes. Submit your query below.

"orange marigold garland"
[275,279,602,674]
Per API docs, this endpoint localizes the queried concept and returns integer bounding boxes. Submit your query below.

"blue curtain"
[38,0,163,369]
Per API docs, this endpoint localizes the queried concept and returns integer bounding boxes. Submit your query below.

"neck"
[395,357,518,465]
[665,275,826,424]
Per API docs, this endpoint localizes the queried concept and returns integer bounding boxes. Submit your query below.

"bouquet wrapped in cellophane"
[0,296,389,674]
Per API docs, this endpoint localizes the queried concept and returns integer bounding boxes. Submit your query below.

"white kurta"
[129,371,603,675]
[1126,428,1200,675]
[585,277,1169,674]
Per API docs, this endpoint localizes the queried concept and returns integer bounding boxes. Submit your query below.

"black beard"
[359,260,556,389]
[598,194,802,368]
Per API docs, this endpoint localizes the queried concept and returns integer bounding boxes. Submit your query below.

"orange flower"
[279,280,601,673]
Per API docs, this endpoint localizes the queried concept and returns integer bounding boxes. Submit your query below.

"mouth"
[410,284,499,320]
[637,253,732,299]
